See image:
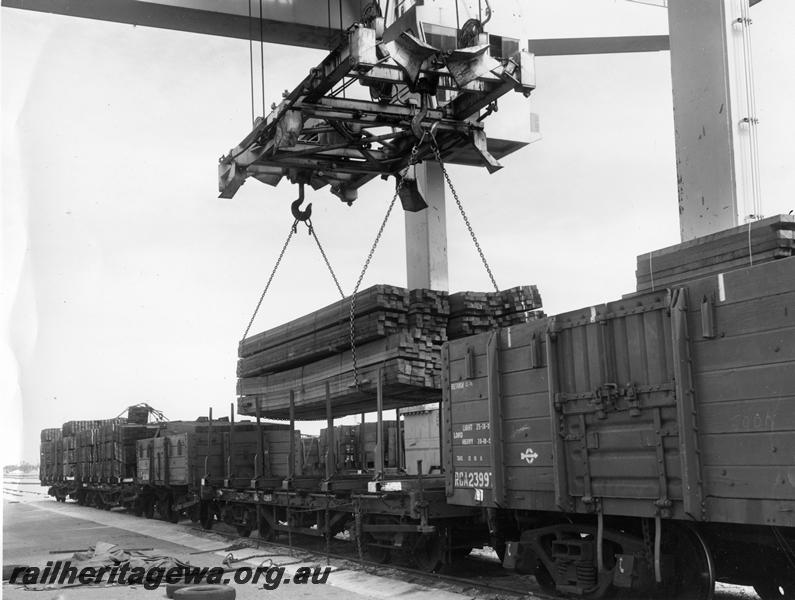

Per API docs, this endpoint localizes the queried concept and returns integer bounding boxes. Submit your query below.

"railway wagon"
[441,256,795,599]
[41,417,157,503]
[135,421,300,528]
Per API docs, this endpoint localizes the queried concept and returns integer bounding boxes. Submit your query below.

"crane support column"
[405,162,449,292]
[668,0,760,241]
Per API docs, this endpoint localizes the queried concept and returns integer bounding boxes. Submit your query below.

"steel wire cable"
[248,0,255,125]
[259,0,266,117]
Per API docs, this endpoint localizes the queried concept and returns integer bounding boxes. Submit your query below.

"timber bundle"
[636,214,795,292]
[237,284,543,419]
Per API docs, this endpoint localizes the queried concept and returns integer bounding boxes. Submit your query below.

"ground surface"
[2,476,760,600]
[2,479,480,600]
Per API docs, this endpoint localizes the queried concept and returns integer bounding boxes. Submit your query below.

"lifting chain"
[242,212,346,342]
[242,221,297,341]
[349,143,421,388]
[430,137,500,293]
[306,218,346,299]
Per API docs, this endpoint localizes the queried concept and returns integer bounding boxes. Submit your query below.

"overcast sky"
[2,1,794,463]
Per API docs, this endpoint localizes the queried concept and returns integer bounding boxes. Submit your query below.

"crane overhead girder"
[3,0,690,55]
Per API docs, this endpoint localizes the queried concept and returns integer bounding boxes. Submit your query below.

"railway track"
[185,522,543,600]
[182,521,760,600]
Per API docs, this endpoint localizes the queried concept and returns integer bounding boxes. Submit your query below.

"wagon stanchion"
[375,366,384,481]
[325,381,333,566]
[355,500,364,564]
[325,382,334,481]
[287,391,295,557]
[325,500,331,566]
[254,396,264,540]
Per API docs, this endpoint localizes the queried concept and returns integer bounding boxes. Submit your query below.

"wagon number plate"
[454,470,493,488]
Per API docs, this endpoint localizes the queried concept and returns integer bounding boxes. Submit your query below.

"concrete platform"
[3,497,472,600]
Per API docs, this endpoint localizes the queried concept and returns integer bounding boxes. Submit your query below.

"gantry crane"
[2,0,768,290]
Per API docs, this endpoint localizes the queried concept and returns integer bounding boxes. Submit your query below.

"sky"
[2,0,794,464]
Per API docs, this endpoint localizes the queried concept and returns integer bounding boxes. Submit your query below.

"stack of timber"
[237,284,542,420]
[636,214,795,292]
[447,285,544,339]
[238,285,411,377]
[237,285,449,420]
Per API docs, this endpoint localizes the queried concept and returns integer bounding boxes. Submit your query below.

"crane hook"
[290,183,313,222]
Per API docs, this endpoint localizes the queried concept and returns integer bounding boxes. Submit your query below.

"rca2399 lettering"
[454,470,492,488]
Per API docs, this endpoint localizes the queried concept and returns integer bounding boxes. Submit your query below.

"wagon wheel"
[364,536,391,564]
[189,504,201,523]
[534,560,558,596]
[167,502,180,524]
[662,523,715,600]
[492,536,507,563]
[236,511,253,537]
[317,510,348,539]
[411,531,445,572]
[236,525,253,538]
[360,515,396,564]
[753,580,795,600]
[199,501,215,530]
[258,516,274,541]
[98,492,112,510]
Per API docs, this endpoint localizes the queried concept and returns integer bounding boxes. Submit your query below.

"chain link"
[349,145,419,387]
[430,140,500,293]
[241,221,298,341]
[308,220,346,299]
[242,211,347,342]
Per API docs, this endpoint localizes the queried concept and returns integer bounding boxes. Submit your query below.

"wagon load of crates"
[237,284,543,419]
[39,428,63,482]
[137,421,304,488]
